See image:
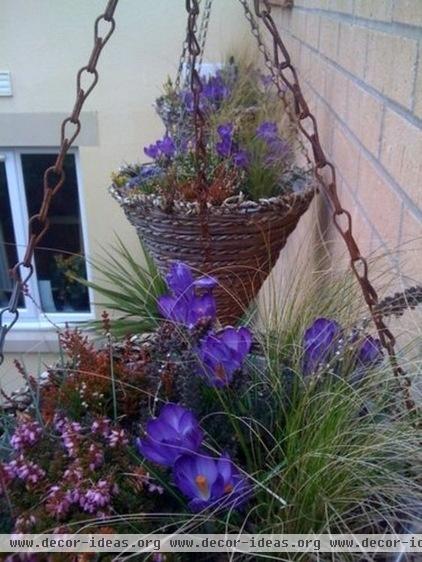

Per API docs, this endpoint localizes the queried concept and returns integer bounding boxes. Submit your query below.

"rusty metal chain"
[252,0,415,413]
[175,16,191,90]
[197,0,213,71]
[176,0,213,91]
[186,0,208,211]
[0,0,119,367]
[238,0,312,168]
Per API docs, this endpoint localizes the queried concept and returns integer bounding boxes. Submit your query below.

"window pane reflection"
[21,154,90,313]
[0,160,23,308]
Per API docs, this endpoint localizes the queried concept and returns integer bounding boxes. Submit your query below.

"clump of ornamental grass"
[1,255,421,561]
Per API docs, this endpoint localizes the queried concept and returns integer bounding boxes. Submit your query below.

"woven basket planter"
[111,183,315,323]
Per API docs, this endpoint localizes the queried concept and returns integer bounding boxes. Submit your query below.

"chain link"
[0,0,119,367]
[251,0,415,413]
[186,0,208,212]
[197,0,213,71]
[238,0,312,167]
[176,0,213,91]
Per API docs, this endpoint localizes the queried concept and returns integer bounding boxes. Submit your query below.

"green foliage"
[75,237,166,336]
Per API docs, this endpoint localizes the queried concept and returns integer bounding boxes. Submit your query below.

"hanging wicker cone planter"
[111,182,315,323]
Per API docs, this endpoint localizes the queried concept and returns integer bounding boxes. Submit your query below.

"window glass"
[20,154,90,313]
[0,160,23,308]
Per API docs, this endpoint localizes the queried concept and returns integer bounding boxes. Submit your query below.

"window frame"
[0,146,94,329]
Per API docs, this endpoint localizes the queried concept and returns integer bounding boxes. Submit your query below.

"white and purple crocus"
[136,404,251,512]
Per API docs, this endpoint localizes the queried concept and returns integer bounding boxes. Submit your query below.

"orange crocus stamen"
[195,474,209,497]
[215,364,226,381]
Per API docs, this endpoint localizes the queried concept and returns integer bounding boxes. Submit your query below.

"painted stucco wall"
[0,0,253,391]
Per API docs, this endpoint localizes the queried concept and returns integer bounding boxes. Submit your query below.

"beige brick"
[414,45,422,119]
[315,98,334,155]
[280,9,305,40]
[324,66,349,121]
[319,17,339,61]
[365,30,418,108]
[393,0,422,27]
[356,157,402,248]
[305,12,320,50]
[398,208,422,280]
[354,0,392,21]
[285,34,302,66]
[294,0,328,8]
[299,44,314,84]
[332,124,361,187]
[346,81,383,156]
[327,0,354,14]
[309,52,327,93]
[380,108,422,208]
[337,23,368,78]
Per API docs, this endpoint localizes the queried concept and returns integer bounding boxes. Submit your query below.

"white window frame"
[1,147,94,332]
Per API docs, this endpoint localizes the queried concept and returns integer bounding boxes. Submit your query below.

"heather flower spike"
[197,326,252,387]
[136,403,204,467]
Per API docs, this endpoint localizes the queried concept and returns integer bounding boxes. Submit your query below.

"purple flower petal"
[256,121,278,140]
[233,149,249,168]
[137,404,203,467]
[158,262,217,328]
[197,326,252,387]
[166,262,195,298]
[144,143,160,159]
[173,452,251,512]
[157,135,176,158]
[194,275,218,292]
[357,335,383,368]
[303,318,342,376]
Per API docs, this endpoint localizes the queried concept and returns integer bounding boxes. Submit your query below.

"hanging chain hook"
[0,0,119,367]
[176,0,213,90]
[186,0,208,212]
[250,0,415,413]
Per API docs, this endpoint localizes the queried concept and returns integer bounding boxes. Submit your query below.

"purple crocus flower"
[157,135,176,158]
[203,74,230,105]
[197,326,252,387]
[136,403,204,467]
[158,262,217,328]
[265,137,292,165]
[216,453,252,509]
[216,123,235,158]
[144,143,160,159]
[158,292,216,329]
[217,123,234,140]
[166,261,196,298]
[357,335,383,368]
[233,149,249,168]
[173,452,251,512]
[302,317,342,376]
[256,121,278,140]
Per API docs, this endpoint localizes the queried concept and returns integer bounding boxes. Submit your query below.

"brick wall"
[271,0,422,285]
